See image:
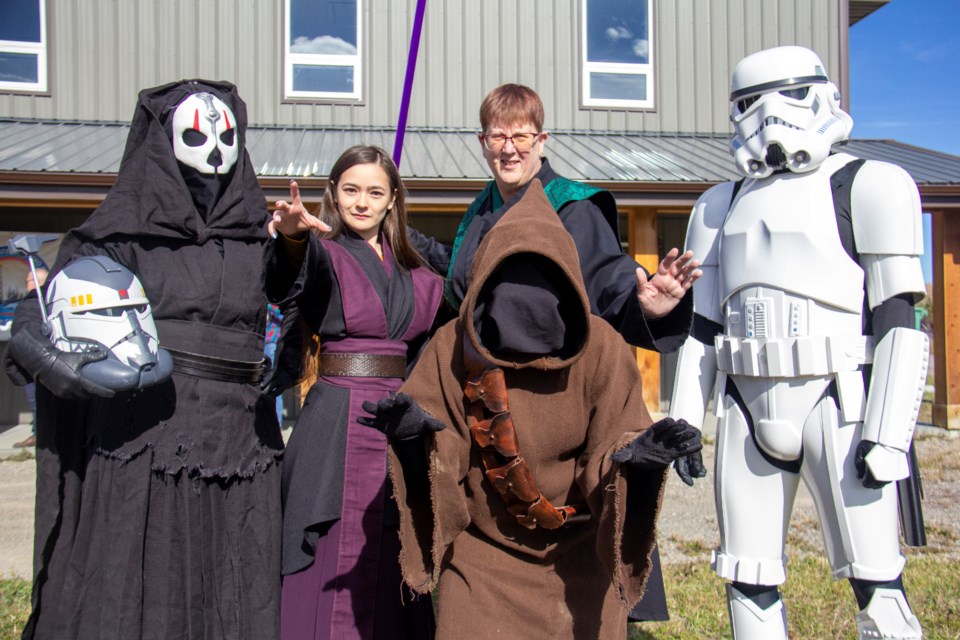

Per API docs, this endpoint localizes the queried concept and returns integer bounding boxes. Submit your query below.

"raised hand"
[269,180,332,238]
[635,248,701,319]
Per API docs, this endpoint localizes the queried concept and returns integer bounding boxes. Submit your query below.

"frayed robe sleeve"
[579,320,669,608]
[387,321,471,594]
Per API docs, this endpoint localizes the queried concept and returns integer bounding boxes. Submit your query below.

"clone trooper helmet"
[171,92,239,175]
[44,256,173,392]
[729,46,853,178]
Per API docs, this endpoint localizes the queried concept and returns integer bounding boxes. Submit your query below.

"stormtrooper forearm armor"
[851,161,928,483]
[861,326,929,481]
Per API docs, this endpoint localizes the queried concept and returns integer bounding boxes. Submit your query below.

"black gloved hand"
[7,324,114,399]
[611,417,703,471]
[260,356,296,398]
[854,440,889,489]
[674,449,708,486]
[357,392,446,441]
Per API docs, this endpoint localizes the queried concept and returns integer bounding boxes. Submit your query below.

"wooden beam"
[931,209,960,429]
[628,207,662,413]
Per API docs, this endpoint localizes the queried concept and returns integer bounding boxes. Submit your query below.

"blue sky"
[849,0,960,282]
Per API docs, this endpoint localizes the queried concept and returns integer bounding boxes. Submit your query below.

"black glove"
[260,355,296,398]
[854,440,889,489]
[674,449,707,486]
[612,417,703,472]
[7,324,114,399]
[357,392,446,440]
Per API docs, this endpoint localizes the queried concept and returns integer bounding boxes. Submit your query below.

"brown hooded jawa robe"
[391,179,667,639]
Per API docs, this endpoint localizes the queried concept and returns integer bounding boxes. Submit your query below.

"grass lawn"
[0,579,29,640]
[629,554,960,639]
[1,554,955,639]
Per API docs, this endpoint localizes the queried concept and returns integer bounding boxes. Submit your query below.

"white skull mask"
[171,92,239,175]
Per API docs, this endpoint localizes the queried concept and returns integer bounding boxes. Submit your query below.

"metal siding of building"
[0,0,847,134]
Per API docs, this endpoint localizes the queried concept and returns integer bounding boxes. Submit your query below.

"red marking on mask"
[224,110,231,129]
[193,109,200,130]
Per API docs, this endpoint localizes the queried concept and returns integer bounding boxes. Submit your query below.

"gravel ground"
[655,430,960,565]
[0,432,956,581]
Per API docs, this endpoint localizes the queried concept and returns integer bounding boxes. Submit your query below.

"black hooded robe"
[5,80,284,640]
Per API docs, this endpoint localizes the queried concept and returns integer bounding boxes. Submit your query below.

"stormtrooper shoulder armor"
[850,160,926,308]
[685,181,738,325]
[850,161,923,256]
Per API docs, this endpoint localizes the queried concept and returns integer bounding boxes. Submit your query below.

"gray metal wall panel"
[0,0,845,135]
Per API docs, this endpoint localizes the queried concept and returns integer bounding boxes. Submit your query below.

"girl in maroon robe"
[263,145,441,640]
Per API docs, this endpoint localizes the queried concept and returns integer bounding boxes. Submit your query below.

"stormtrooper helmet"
[171,91,239,175]
[44,256,173,392]
[729,45,853,178]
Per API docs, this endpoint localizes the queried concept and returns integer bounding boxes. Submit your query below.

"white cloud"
[291,35,356,55]
[605,26,633,41]
[632,38,649,58]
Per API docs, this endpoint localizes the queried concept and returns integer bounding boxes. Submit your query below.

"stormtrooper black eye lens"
[220,129,235,145]
[737,96,759,113]
[779,87,810,100]
[182,129,207,147]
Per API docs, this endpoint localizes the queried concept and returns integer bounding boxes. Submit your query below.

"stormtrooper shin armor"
[671,46,926,639]
[45,255,173,392]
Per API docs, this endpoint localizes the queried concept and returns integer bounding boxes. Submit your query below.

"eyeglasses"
[480,131,541,152]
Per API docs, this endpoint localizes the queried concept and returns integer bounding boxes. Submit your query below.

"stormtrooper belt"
[168,348,266,384]
[462,337,588,530]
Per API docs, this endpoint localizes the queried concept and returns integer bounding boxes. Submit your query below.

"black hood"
[461,180,591,370]
[61,79,268,255]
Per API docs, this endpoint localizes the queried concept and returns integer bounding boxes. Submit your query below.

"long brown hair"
[314,144,426,271]
[298,145,430,396]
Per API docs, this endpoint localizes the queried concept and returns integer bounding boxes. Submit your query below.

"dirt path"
[0,459,34,579]
[655,432,960,565]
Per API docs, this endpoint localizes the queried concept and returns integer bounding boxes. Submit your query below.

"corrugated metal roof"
[2,119,960,187]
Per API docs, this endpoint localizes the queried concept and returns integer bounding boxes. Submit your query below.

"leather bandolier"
[462,337,588,530]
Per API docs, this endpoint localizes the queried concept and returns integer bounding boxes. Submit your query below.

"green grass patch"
[0,579,30,640]
[0,451,35,463]
[629,555,960,639]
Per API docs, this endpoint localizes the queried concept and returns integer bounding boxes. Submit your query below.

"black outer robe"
[409,158,693,353]
[5,80,284,640]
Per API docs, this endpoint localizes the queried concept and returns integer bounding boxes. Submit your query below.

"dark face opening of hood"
[473,253,586,361]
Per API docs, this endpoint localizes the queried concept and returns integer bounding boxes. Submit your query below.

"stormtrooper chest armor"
[719,163,865,343]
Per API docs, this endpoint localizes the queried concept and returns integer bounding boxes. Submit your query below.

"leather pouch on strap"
[470,412,520,457]
[462,337,587,530]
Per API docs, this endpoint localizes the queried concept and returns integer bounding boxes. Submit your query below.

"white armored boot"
[855,587,922,639]
[726,583,788,640]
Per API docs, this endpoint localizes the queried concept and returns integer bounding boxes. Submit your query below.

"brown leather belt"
[319,352,408,378]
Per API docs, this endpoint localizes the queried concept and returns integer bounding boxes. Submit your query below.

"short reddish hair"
[479,84,544,133]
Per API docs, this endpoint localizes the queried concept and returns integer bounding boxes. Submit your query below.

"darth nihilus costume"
[391,180,668,639]
[5,80,284,640]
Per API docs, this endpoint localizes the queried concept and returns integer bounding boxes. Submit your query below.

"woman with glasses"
[412,83,698,353]
[407,83,702,623]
